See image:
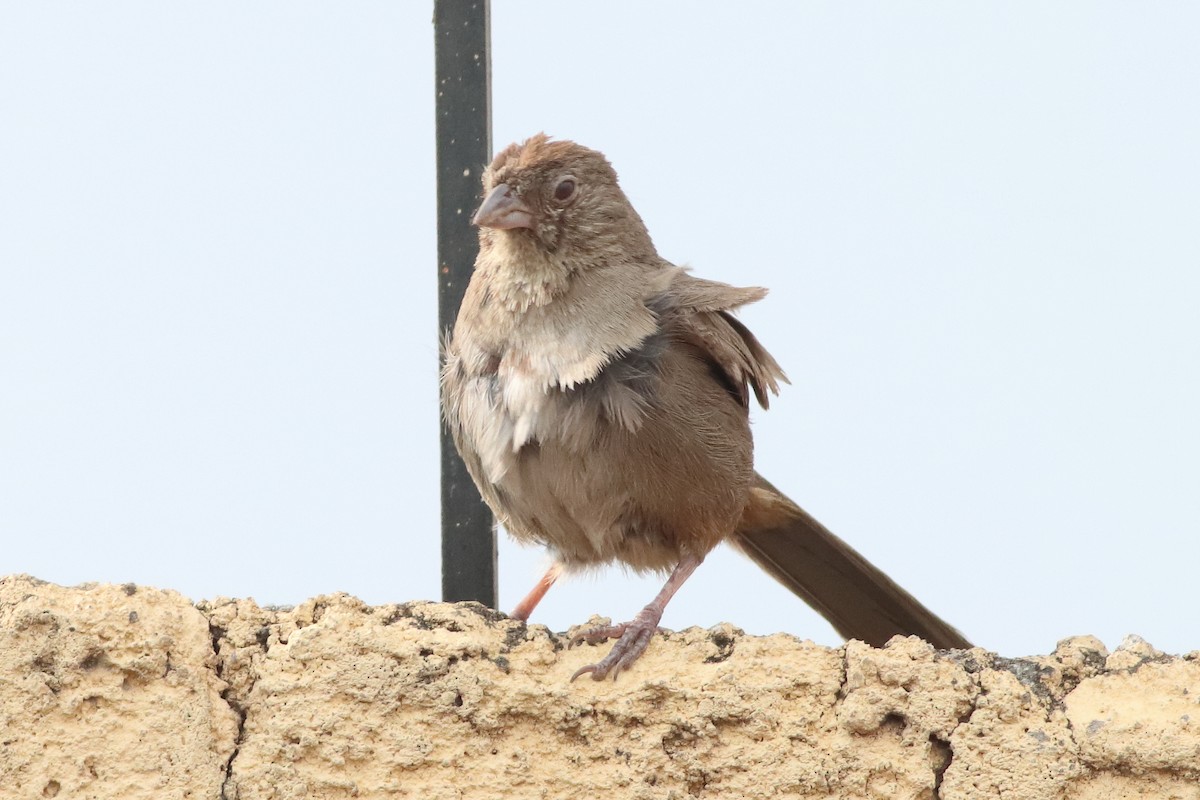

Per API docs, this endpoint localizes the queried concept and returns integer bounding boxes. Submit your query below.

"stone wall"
[1,575,1196,799]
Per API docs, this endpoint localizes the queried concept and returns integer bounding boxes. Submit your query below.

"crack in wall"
[840,640,988,799]
[928,734,954,800]
[207,620,246,800]
[203,608,272,800]
[219,699,248,800]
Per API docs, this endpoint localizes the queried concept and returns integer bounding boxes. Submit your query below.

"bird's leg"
[510,564,560,622]
[570,554,703,681]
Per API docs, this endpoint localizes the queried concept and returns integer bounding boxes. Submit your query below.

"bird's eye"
[553,178,576,202]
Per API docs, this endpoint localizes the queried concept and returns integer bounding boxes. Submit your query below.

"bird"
[441,134,971,680]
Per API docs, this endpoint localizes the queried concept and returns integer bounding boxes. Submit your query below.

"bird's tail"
[733,473,972,650]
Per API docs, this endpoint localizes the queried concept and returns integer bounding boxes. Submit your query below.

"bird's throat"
[480,236,575,313]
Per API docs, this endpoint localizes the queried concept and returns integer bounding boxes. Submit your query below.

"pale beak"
[472,183,535,230]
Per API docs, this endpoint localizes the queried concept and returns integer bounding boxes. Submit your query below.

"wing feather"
[663,272,788,409]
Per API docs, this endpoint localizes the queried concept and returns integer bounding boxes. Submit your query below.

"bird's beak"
[472,183,535,230]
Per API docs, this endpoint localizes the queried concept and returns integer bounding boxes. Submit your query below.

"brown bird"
[441,134,970,680]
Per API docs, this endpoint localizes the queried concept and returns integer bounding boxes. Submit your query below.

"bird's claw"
[568,611,663,681]
[568,622,629,648]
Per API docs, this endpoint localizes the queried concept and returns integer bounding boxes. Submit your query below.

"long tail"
[733,473,972,650]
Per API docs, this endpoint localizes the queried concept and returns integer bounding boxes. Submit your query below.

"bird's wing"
[664,271,788,409]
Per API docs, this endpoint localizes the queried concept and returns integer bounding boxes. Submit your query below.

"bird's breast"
[445,327,669,486]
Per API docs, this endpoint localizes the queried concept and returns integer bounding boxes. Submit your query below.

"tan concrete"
[0,576,239,799]
[2,575,1197,799]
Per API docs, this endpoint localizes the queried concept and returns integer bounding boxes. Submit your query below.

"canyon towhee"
[441,134,970,680]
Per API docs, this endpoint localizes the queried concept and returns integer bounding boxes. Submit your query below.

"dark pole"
[434,0,497,607]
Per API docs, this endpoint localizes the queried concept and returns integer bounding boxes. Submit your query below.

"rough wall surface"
[1,575,1197,800]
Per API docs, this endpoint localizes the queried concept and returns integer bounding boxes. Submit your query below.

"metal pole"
[434,0,497,606]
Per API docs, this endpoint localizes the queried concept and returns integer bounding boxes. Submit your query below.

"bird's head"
[473,134,653,260]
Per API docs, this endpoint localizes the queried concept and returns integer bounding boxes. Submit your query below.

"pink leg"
[570,554,704,681]
[510,564,560,622]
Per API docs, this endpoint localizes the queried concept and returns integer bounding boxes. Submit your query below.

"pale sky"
[2,3,1197,658]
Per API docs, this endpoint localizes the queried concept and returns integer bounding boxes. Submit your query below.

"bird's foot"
[569,607,664,681]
